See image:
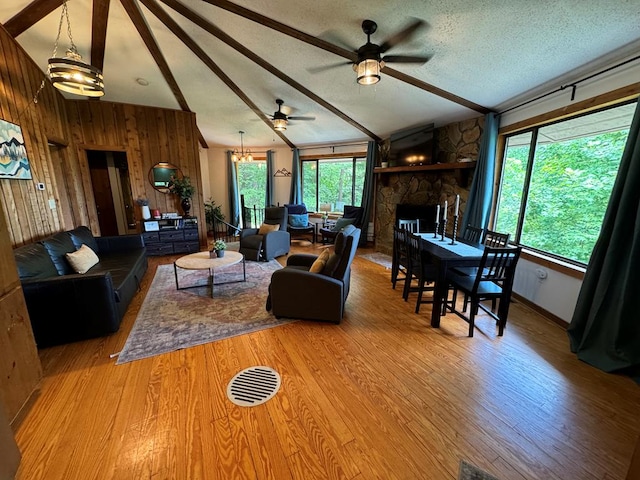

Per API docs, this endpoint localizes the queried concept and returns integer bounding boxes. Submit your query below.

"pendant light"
[48,0,104,97]
[231,131,253,162]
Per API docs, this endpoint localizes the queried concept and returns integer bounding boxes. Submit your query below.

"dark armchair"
[285,203,315,243]
[319,205,364,244]
[239,206,290,261]
[267,225,361,323]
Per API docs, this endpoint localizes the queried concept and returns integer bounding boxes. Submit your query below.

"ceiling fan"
[313,19,429,85]
[268,99,315,131]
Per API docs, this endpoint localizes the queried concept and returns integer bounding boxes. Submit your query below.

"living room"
[1,1,640,479]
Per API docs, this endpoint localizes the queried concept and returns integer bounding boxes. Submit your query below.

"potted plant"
[212,239,226,258]
[136,196,151,220]
[204,198,225,233]
[169,175,195,217]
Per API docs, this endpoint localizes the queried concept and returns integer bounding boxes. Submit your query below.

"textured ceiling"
[2,0,639,149]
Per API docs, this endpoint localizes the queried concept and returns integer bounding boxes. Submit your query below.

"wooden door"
[88,152,119,236]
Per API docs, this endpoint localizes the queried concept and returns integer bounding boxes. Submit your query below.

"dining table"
[416,233,485,328]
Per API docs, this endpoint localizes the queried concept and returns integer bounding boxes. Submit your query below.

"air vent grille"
[226,366,281,407]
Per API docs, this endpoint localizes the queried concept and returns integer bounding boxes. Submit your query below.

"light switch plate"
[48,199,56,209]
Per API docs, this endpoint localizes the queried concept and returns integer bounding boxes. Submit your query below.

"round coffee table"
[173,251,245,297]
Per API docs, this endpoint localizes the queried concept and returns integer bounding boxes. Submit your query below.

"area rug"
[458,460,500,480]
[116,259,293,364]
[358,252,393,270]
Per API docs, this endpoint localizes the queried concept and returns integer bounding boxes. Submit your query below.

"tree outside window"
[302,157,365,212]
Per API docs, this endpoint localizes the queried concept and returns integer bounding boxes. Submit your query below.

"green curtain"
[567,99,640,375]
[289,148,301,204]
[226,151,240,228]
[359,141,376,246]
[461,112,499,235]
[265,150,274,207]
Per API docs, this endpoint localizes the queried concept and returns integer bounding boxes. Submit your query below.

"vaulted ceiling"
[2,0,640,150]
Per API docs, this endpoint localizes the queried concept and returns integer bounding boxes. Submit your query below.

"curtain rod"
[499,54,640,115]
[295,141,369,151]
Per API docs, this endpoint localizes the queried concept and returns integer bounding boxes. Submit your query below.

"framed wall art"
[0,119,32,180]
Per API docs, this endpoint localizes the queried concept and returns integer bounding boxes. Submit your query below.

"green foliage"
[496,129,630,264]
[237,162,266,208]
[302,158,365,212]
[169,175,195,200]
[204,198,225,228]
[213,239,226,250]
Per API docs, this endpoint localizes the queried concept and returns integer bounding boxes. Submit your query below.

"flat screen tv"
[388,122,436,167]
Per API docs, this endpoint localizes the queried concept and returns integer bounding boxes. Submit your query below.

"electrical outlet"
[36,183,45,191]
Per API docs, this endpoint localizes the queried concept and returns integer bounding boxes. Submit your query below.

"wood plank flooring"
[13,243,640,479]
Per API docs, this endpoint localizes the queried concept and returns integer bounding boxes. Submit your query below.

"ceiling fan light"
[273,118,287,131]
[356,58,381,85]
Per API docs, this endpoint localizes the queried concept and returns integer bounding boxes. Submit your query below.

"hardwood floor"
[13,243,640,479]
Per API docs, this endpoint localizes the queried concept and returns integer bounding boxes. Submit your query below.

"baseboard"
[512,293,569,329]
[10,384,41,430]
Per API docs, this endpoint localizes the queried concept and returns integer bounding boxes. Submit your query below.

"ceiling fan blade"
[307,61,353,74]
[379,18,426,53]
[288,116,316,121]
[382,55,429,64]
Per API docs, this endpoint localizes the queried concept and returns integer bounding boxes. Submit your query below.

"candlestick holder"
[433,221,439,238]
[441,218,448,241]
[450,215,459,245]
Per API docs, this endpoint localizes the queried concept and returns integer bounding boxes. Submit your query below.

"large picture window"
[495,100,636,265]
[301,157,366,212]
[236,161,266,208]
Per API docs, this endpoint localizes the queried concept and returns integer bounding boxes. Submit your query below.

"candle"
[435,204,440,222]
[455,195,460,217]
[443,201,448,220]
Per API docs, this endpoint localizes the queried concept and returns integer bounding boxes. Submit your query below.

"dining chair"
[446,245,522,337]
[461,224,484,244]
[402,233,439,313]
[391,226,410,290]
[483,229,510,247]
[398,218,419,232]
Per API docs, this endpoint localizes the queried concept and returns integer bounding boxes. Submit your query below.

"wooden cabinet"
[142,217,200,255]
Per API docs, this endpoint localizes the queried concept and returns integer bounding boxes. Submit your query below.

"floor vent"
[226,366,281,407]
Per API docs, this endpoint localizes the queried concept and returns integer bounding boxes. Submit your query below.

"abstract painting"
[0,119,31,180]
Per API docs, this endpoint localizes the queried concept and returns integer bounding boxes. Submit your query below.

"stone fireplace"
[374,116,485,254]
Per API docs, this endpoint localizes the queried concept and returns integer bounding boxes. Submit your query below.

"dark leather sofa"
[13,226,148,347]
[267,225,361,323]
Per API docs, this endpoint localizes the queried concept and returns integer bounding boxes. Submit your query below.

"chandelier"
[231,131,253,162]
[47,0,104,97]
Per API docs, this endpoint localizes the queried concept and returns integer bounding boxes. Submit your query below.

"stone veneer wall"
[375,116,485,255]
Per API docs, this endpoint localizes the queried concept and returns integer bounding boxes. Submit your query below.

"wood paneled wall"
[0,25,206,247]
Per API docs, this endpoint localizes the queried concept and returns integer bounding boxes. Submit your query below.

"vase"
[215,249,225,258]
[141,205,151,220]
[181,197,191,217]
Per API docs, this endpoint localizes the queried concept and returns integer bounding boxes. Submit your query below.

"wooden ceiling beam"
[91,0,111,72]
[139,0,295,149]
[201,0,357,63]
[3,0,63,38]
[159,0,381,143]
[118,0,208,148]
[203,0,491,115]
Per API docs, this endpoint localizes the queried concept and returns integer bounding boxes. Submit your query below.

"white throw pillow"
[65,244,99,274]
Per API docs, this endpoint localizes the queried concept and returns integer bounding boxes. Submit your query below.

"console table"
[142,217,199,256]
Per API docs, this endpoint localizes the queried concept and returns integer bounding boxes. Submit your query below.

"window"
[495,100,636,265]
[236,161,266,209]
[301,157,366,212]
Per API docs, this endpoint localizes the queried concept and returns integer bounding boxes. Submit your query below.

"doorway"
[86,150,136,236]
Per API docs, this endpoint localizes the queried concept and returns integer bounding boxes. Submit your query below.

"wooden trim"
[300,151,366,160]
[500,82,640,135]
[46,134,68,147]
[374,162,476,174]
[3,0,63,37]
[119,0,191,113]
[91,0,110,72]
[512,293,569,329]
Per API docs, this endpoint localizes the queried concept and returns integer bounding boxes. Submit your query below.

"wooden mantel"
[373,161,476,174]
